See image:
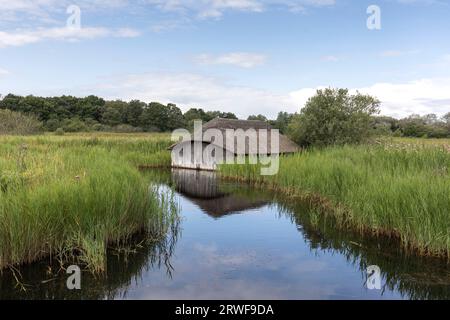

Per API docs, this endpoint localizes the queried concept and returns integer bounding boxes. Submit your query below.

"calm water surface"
[1,169,449,300]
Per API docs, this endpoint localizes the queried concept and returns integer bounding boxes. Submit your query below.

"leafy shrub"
[288,88,380,147]
[91,123,104,131]
[55,128,65,136]
[44,118,61,132]
[61,118,89,132]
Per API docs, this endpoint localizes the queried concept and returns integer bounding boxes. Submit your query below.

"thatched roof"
[170,118,300,155]
[186,195,268,218]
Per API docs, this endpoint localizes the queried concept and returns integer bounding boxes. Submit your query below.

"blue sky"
[0,0,449,119]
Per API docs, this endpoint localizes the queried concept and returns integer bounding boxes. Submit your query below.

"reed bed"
[220,141,450,258]
[0,133,174,272]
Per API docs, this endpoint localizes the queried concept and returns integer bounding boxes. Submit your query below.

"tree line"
[371,113,450,139]
[0,94,239,133]
[0,92,449,144]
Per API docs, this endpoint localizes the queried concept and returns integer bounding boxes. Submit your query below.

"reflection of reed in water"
[0,187,181,300]
[275,199,450,300]
[171,169,269,218]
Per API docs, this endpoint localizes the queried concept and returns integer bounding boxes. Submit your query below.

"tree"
[424,113,438,124]
[396,114,450,138]
[184,108,212,130]
[77,95,105,121]
[273,111,294,134]
[247,114,268,122]
[123,100,145,127]
[0,94,22,112]
[166,104,186,130]
[288,88,380,147]
[44,118,61,132]
[184,108,209,121]
[103,100,127,126]
[184,109,238,129]
[443,112,450,122]
[206,111,238,120]
[371,116,399,136]
[444,113,450,137]
[140,102,168,131]
[398,115,428,137]
[61,118,89,132]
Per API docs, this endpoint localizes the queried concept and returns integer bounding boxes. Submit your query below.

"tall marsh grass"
[220,142,450,258]
[0,110,43,135]
[0,133,174,272]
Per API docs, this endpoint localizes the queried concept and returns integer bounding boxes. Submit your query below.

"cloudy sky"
[0,0,449,119]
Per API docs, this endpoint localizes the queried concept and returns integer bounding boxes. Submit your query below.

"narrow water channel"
[1,169,449,300]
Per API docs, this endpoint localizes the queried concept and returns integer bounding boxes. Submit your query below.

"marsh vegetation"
[0,133,174,272]
[220,139,450,258]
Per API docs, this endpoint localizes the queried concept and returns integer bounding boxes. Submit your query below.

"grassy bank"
[0,133,173,272]
[220,139,450,258]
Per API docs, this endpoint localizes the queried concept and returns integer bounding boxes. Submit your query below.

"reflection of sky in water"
[123,194,404,300]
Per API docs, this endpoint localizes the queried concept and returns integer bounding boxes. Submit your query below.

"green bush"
[61,118,89,132]
[55,128,65,136]
[44,119,61,132]
[91,123,104,131]
[288,88,380,147]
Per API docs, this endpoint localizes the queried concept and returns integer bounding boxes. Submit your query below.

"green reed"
[220,142,450,258]
[0,133,174,272]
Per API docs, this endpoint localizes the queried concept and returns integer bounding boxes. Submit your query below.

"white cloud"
[0,0,336,19]
[0,0,129,14]
[443,54,450,62]
[145,0,335,19]
[356,78,450,118]
[321,55,339,62]
[0,1,141,47]
[82,72,449,119]
[0,0,131,24]
[432,54,450,67]
[269,0,337,13]
[150,18,190,32]
[115,27,141,38]
[0,26,140,48]
[15,72,450,119]
[290,78,450,118]
[0,0,337,40]
[146,0,264,19]
[0,0,57,14]
[0,68,10,76]
[380,49,420,57]
[195,53,267,68]
[395,0,440,4]
[147,0,327,31]
[91,72,293,118]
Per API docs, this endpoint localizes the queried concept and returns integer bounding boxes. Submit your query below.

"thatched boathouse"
[169,118,299,171]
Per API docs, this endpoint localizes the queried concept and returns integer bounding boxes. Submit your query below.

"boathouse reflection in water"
[171,169,268,218]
